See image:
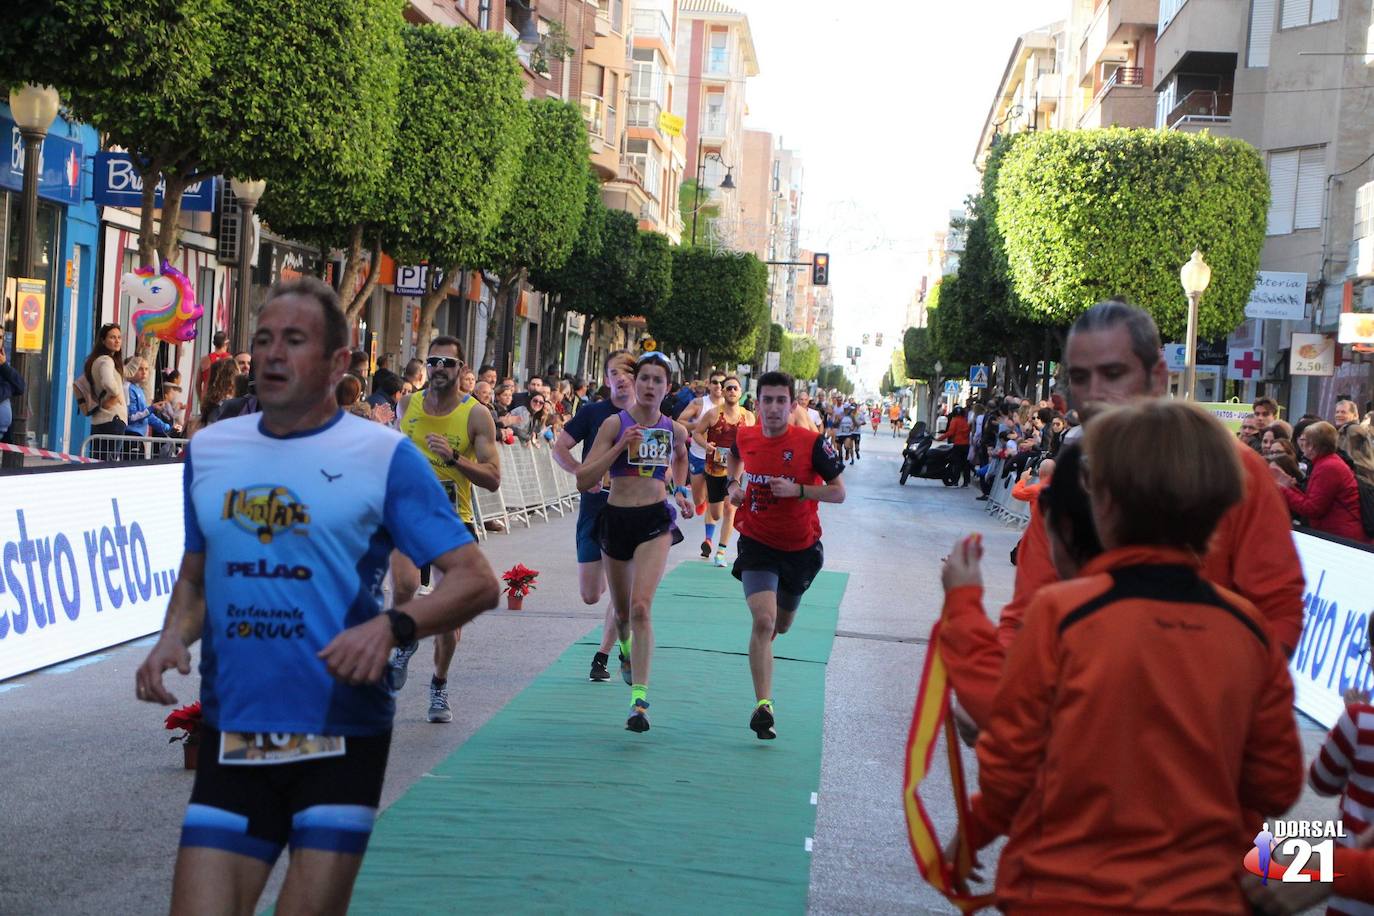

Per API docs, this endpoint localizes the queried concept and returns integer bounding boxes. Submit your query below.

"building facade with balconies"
[1075,0,1159,129]
[1155,0,1374,414]
[674,0,759,248]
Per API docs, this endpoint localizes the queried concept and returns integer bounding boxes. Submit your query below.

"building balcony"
[700,112,727,139]
[1081,0,1160,76]
[705,50,730,78]
[1165,89,1232,128]
[631,8,673,50]
[628,99,662,130]
[1079,66,1154,128]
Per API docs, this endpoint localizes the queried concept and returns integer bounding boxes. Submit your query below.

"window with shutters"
[1267,146,1326,235]
[1281,0,1338,28]
[1248,0,1276,66]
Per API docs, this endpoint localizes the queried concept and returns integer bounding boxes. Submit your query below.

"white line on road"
[0,683,28,695]
[805,837,814,852]
[810,792,818,805]
[47,654,110,674]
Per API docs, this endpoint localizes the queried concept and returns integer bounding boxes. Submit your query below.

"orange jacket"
[997,441,1304,654]
[965,545,1304,914]
[1011,476,1044,503]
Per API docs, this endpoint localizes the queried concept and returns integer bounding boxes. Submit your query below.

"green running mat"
[347,562,847,914]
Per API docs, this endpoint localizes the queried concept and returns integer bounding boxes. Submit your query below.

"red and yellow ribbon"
[902,619,995,913]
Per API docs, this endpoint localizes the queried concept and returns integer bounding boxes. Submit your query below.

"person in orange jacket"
[946,301,1305,728]
[943,401,1305,914]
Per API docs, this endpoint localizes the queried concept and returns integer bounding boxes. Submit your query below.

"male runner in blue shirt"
[135,277,499,915]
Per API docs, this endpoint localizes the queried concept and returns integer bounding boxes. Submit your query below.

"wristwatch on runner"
[385,609,417,645]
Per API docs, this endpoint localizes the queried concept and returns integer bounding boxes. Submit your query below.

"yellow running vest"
[399,393,480,524]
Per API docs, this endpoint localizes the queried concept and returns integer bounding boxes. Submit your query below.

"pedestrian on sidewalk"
[0,343,26,442]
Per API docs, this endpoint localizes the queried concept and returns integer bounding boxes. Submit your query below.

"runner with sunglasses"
[677,371,728,553]
[693,376,755,568]
[386,336,502,723]
[578,352,695,732]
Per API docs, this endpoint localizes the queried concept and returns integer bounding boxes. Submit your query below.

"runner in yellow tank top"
[386,336,502,723]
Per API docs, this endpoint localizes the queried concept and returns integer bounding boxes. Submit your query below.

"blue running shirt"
[183,411,474,735]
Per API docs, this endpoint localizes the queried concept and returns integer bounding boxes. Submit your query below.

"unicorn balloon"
[122,261,202,344]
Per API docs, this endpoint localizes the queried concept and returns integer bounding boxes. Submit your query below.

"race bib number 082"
[629,428,672,467]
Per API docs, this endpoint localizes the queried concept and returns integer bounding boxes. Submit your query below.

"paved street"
[0,430,1334,914]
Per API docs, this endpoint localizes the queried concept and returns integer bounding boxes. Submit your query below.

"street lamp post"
[230,177,266,354]
[1179,249,1212,401]
[689,136,734,246]
[3,84,61,467]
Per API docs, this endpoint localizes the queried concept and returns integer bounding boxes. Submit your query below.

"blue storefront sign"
[0,115,83,206]
[92,152,217,211]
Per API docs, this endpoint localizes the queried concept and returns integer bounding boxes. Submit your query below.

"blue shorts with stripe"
[180,727,391,863]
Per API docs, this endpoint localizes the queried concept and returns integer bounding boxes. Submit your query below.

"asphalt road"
[0,429,1334,915]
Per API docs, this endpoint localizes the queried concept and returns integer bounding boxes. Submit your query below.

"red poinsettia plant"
[165,701,203,746]
[501,564,539,599]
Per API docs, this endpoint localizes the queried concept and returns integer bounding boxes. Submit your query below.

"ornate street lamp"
[2,84,61,466]
[230,177,266,354]
[1179,249,1212,400]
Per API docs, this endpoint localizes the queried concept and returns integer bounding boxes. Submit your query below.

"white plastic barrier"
[1289,530,1374,729]
[0,462,184,681]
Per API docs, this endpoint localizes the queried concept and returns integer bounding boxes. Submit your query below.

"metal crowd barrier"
[81,434,189,462]
[471,442,581,541]
[982,456,1032,529]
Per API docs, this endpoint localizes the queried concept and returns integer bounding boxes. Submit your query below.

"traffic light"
[812,252,829,286]
[862,333,870,345]
[846,346,854,358]
[854,346,862,358]
[875,333,883,347]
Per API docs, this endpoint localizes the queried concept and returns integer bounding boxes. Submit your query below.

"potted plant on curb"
[165,701,203,770]
[501,564,539,610]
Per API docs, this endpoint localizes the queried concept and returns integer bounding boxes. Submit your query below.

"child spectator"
[945,400,1304,913]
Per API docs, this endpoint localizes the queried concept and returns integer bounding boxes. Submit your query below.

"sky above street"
[731,0,1065,388]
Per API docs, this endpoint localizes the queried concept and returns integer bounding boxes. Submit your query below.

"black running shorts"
[598,502,683,562]
[731,534,824,598]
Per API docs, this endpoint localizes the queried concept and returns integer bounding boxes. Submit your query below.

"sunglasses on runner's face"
[724,384,740,392]
[425,356,461,369]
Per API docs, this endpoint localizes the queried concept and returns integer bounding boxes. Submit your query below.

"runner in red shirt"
[726,371,846,739]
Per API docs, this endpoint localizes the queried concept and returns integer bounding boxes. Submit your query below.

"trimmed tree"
[995,128,1268,340]
[529,169,606,372]
[788,334,820,382]
[385,25,530,345]
[479,98,590,370]
[652,247,768,367]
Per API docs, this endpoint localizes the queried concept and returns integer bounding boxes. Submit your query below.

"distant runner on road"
[134,278,498,915]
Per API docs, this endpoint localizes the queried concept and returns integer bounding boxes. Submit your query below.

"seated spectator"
[946,401,1303,914]
[1272,420,1366,542]
[0,345,25,441]
[124,357,172,439]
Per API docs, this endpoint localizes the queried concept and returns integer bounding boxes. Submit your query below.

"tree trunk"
[416,261,461,349]
[344,231,383,325]
[577,318,595,382]
[335,224,364,315]
[482,276,509,371]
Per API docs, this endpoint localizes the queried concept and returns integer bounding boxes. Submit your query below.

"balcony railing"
[631,8,673,47]
[701,112,727,137]
[1097,66,1145,99]
[1166,89,1232,128]
[628,99,663,129]
[706,48,730,75]
[617,159,645,188]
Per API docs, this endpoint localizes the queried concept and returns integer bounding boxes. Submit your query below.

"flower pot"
[183,740,199,771]
[506,594,523,611]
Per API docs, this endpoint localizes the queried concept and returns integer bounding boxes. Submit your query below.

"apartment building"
[1155,0,1374,414]
[674,0,759,248]
[738,129,775,261]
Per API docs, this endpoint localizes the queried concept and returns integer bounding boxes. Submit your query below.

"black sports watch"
[385,609,417,645]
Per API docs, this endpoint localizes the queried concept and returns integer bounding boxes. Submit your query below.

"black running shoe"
[589,652,611,682]
[750,703,776,740]
[626,699,651,733]
[700,538,712,558]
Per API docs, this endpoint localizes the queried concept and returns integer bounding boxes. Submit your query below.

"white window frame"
[1280,0,1338,28]
[1267,146,1326,235]
[1247,0,1276,67]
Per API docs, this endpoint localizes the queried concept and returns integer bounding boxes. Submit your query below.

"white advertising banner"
[1289,531,1374,730]
[0,463,185,681]
[1245,271,1308,321]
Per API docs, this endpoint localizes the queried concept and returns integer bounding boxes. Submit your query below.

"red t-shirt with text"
[732,425,844,551]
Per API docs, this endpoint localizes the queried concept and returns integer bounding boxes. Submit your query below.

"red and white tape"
[0,442,99,464]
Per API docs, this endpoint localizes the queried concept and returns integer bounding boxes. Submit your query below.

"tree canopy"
[652,248,769,365]
[995,128,1268,340]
